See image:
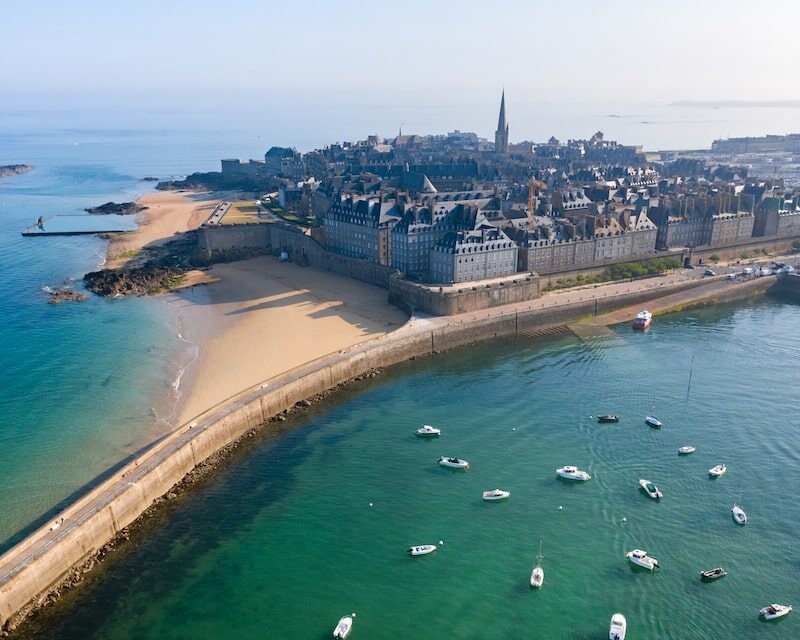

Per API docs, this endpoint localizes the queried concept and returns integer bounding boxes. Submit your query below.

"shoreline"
[0,272,787,634]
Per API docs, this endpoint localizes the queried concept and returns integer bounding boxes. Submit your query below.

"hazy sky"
[3,0,799,107]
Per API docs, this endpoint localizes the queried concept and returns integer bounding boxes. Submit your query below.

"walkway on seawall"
[0,271,780,632]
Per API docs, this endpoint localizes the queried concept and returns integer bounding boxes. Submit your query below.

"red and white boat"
[632,310,652,330]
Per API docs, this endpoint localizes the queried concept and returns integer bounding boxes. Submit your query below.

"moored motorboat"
[708,464,727,478]
[415,424,441,437]
[556,465,591,481]
[530,540,544,589]
[639,478,663,500]
[597,415,620,423]
[732,504,747,525]
[678,445,696,454]
[333,614,355,638]
[644,415,662,428]
[438,456,469,469]
[633,310,652,330]
[408,544,437,556]
[760,604,792,620]
[482,489,510,501]
[700,567,727,581]
[608,613,627,640]
[625,549,659,571]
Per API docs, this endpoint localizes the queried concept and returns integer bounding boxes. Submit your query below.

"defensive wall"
[0,273,782,632]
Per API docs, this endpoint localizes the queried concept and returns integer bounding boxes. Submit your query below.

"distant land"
[0,164,32,178]
[671,100,800,108]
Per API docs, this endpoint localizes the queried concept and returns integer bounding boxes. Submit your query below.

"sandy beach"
[106,190,221,269]
[172,257,408,424]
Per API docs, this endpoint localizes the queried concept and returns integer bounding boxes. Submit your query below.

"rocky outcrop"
[84,265,184,296]
[0,164,32,178]
[47,287,88,304]
[140,176,159,182]
[157,171,267,192]
[84,201,147,215]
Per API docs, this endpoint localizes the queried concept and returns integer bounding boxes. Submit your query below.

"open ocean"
[1,102,800,637]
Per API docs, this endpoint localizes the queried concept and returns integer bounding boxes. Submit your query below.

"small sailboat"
[678,445,696,455]
[700,567,727,581]
[530,541,544,589]
[708,464,727,478]
[438,456,469,469]
[556,465,591,481]
[625,549,659,571]
[608,613,627,640]
[597,415,619,423]
[415,424,441,437]
[760,604,792,620]
[482,489,510,501]
[639,479,663,500]
[732,504,747,525]
[333,613,355,638]
[408,544,437,556]
[644,415,662,428]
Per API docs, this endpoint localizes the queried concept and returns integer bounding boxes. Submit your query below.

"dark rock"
[0,164,32,178]
[47,287,88,304]
[140,176,159,182]
[85,201,147,215]
[84,264,185,297]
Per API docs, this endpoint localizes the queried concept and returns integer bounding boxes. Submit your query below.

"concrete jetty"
[0,272,783,632]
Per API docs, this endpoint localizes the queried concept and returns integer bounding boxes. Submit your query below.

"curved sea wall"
[0,275,779,631]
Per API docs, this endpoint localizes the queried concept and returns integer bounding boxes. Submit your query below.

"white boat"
[415,424,441,437]
[678,445,696,455]
[609,613,627,640]
[644,415,662,428]
[333,614,355,638]
[556,465,591,481]
[482,489,510,501]
[639,479,663,500]
[438,456,469,469]
[625,549,659,571]
[732,504,747,525]
[708,464,727,478]
[530,540,544,589]
[408,544,437,556]
[633,310,652,329]
[760,604,792,620]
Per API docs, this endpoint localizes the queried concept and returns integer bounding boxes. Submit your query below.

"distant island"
[85,201,148,215]
[671,100,800,108]
[0,164,32,178]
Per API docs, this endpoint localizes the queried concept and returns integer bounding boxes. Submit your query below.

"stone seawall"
[0,274,780,632]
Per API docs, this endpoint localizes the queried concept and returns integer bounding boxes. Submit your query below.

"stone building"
[708,212,755,247]
[494,91,509,155]
[390,202,484,278]
[430,227,517,283]
[323,195,402,266]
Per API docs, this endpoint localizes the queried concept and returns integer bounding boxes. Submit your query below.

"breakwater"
[0,274,781,633]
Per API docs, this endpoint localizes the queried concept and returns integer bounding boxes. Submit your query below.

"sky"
[1,0,799,149]
[3,0,799,105]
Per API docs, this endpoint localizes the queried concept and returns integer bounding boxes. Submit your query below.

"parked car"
[703,269,716,276]
[742,267,754,276]
[725,273,736,280]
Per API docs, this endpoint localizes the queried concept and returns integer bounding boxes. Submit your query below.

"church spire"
[494,90,509,155]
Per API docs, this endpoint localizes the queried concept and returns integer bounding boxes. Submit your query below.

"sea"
[1,101,800,638]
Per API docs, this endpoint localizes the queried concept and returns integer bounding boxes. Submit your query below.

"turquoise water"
[0,123,265,546]
[25,297,800,639]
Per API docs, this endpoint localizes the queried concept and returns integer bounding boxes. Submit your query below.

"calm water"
[24,297,800,639]
[0,124,266,546]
